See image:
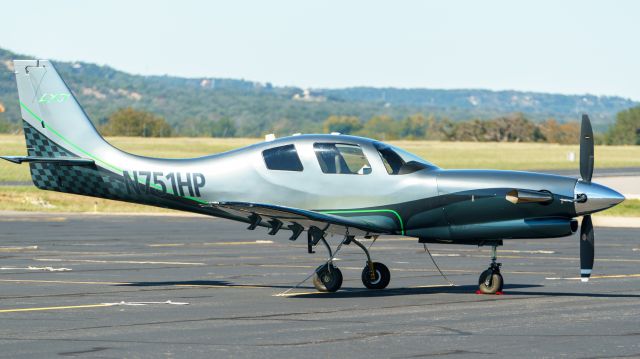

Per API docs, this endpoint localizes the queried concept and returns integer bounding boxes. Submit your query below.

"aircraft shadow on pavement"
[296,284,640,299]
[292,284,537,299]
[117,281,640,299]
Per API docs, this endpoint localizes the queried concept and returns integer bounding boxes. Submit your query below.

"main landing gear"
[310,231,390,293]
[312,236,344,292]
[477,243,504,295]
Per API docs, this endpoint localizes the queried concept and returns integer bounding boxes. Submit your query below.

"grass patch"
[2,134,640,182]
[599,199,640,217]
[0,186,176,214]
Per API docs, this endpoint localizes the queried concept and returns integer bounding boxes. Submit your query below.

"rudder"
[14,60,119,167]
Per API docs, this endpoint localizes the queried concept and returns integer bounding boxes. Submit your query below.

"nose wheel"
[361,262,390,289]
[477,244,504,294]
[349,236,391,290]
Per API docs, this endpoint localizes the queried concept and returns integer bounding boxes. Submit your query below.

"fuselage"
[104,133,623,242]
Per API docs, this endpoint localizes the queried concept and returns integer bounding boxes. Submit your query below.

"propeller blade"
[580,215,594,282]
[580,114,594,183]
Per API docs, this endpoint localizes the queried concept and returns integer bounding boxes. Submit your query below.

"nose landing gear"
[477,244,504,295]
[361,261,391,289]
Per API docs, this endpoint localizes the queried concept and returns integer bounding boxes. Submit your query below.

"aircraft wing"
[204,201,392,238]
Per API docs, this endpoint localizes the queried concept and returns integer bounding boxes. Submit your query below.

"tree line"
[1,105,639,145]
[322,113,582,143]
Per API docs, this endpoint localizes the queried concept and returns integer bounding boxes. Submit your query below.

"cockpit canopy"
[260,135,438,175]
[373,142,437,174]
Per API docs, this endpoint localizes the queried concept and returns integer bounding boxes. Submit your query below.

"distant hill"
[0,47,636,135]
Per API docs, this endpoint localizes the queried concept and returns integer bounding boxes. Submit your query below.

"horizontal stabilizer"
[0,156,95,166]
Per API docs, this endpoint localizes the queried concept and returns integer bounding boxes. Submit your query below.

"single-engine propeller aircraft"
[2,60,625,294]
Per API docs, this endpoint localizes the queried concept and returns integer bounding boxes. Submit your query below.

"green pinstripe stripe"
[320,209,405,235]
[20,101,122,173]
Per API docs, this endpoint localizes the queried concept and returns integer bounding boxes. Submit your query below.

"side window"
[262,144,303,171]
[313,143,371,175]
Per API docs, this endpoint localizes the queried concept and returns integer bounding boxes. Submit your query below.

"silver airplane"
[2,60,626,294]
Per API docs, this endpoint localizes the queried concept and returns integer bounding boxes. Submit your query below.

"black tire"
[361,262,391,289]
[478,270,503,294]
[313,264,343,292]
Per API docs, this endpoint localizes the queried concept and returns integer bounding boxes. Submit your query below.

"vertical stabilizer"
[14,60,121,171]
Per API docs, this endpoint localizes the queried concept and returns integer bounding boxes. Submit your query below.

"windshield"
[373,142,438,175]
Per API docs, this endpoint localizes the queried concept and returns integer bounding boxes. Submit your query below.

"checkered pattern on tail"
[20,121,199,211]
[22,121,128,200]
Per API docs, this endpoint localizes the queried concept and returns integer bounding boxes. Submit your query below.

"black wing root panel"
[206,202,392,237]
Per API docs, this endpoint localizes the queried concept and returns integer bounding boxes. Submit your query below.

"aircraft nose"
[574,181,625,215]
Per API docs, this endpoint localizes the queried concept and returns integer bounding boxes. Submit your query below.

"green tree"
[322,116,362,134]
[606,106,640,145]
[538,119,579,144]
[480,113,540,142]
[0,115,19,134]
[358,115,400,140]
[211,117,237,137]
[101,107,173,137]
[400,113,428,139]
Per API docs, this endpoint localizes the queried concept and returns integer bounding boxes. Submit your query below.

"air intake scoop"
[505,189,553,204]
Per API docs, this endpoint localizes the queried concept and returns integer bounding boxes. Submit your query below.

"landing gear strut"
[309,230,390,292]
[478,244,503,294]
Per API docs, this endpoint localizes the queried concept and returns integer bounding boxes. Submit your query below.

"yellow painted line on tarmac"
[0,279,130,285]
[0,217,67,222]
[0,303,111,314]
[503,271,556,275]
[175,284,266,289]
[546,273,640,280]
[200,240,275,246]
[147,240,274,247]
[0,279,268,290]
[274,291,324,297]
[33,258,206,266]
[275,284,458,297]
[473,255,640,263]
[0,245,38,252]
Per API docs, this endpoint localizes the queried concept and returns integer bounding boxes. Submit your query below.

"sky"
[1,0,638,100]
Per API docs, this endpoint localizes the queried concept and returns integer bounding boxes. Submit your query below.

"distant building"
[200,79,213,88]
[292,89,326,102]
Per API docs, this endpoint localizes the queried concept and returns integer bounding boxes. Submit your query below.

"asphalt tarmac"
[0,213,639,358]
